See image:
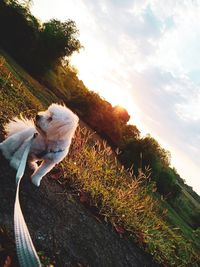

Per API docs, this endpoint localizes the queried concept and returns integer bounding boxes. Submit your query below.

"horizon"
[30,0,200,194]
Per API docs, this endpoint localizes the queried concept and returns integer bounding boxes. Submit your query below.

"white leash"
[14,133,42,267]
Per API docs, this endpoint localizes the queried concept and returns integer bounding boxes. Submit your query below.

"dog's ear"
[47,119,78,141]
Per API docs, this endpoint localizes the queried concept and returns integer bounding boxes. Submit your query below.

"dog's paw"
[31,175,41,187]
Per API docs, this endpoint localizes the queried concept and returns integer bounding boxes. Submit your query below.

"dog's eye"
[47,117,53,122]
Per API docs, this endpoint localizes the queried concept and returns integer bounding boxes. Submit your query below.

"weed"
[61,127,200,266]
[1,53,200,266]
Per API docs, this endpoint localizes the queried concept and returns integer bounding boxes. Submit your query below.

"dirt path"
[0,149,160,267]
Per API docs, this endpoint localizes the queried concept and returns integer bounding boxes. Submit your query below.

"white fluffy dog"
[0,103,79,186]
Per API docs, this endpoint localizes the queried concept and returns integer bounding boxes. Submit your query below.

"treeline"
[0,0,183,200]
[0,0,81,74]
[51,67,200,229]
[43,65,183,200]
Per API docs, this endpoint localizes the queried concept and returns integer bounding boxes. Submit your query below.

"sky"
[30,0,200,194]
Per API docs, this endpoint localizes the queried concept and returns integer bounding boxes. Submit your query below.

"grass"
[0,52,200,266]
[59,127,200,266]
[0,54,41,126]
[0,52,61,128]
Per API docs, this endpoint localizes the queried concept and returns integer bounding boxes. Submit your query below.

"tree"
[118,134,182,198]
[141,135,171,168]
[121,124,140,141]
[156,167,182,199]
[0,1,82,74]
[0,0,39,63]
[32,19,82,73]
[18,0,33,9]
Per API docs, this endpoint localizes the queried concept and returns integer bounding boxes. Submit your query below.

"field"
[0,51,200,266]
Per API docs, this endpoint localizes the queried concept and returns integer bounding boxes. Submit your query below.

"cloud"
[73,0,200,189]
[130,67,200,149]
[31,0,200,193]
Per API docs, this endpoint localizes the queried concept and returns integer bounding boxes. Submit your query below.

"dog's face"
[35,104,79,141]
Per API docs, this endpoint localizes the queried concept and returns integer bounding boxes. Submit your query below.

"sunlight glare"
[71,50,146,134]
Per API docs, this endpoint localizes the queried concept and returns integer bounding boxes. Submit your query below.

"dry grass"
[61,127,200,266]
[1,53,200,266]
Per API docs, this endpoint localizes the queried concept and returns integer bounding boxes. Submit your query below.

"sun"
[71,50,142,130]
[99,87,146,134]
[104,87,133,113]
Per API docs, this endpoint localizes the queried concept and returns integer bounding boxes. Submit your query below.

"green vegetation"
[0,50,200,267]
[62,127,200,266]
[43,65,184,201]
[0,0,185,200]
[0,0,81,75]
[0,0,200,266]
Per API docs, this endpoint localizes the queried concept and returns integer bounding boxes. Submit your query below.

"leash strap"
[14,133,42,267]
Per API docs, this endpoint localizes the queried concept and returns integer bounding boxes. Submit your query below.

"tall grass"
[61,127,200,266]
[1,53,199,266]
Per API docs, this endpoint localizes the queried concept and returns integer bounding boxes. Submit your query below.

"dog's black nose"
[36,114,41,121]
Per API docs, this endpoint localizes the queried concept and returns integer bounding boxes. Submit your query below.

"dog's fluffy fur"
[0,103,79,186]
